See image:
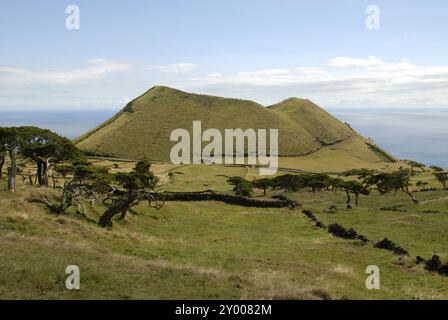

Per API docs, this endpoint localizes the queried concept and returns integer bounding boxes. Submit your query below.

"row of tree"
[227,167,438,206]
[227,173,369,206]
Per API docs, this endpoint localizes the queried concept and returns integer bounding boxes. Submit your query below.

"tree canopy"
[434,171,448,190]
[341,180,370,206]
[0,126,78,191]
[21,126,78,186]
[363,169,418,204]
[227,176,253,197]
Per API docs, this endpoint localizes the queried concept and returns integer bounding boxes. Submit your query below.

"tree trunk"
[98,193,137,227]
[118,208,128,220]
[60,188,74,214]
[36,161,43,186]
[98,201,130,227]
[7,148,17,192]
[0,154,5,179]
[52,172,56,189]
[41,158,50,187]
[402,188,419,204]
[346,191,351,205]
[355,193,359,206]
[43,159,50,187]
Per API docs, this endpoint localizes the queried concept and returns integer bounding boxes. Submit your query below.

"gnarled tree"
[21,127,77,187]
[365,169,419,204]
[342,180,370,207]
[61,158,112,215]
[98,160,162,227]
[0,127,28,192]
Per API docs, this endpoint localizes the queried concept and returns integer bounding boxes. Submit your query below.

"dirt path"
[421,196,448,205]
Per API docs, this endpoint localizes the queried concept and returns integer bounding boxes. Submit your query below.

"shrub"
[328,224,357,239]
[253,178,273,195]
[425,255,441,272]
[227,176,253,197]
[374,238,408,256]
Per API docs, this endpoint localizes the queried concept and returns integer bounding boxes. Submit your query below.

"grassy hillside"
[76,86,394,167]
[269,98,352,145]
[1,164,448,299]
[278,135,398,172]
[76,86,319,160]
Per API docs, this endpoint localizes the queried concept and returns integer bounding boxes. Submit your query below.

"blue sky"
[1,0,447,110]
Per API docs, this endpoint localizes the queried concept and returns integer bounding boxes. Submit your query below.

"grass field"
[1,161,448,300]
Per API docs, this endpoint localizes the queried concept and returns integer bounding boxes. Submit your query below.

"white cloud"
[0,59,132,85]
[328,55,384,68]
[148,63,197,74]
[0,60,201,110]
[1,56,448,110]
[296,67,327,75]
[178,56,448,108]
[237,69,290,76]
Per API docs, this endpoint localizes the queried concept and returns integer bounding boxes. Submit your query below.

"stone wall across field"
[153,191,300,209]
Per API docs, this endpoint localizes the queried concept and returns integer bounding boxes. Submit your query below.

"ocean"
[333,109,448,168]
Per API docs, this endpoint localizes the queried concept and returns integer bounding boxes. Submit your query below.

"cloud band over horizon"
[1,56,448,111]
